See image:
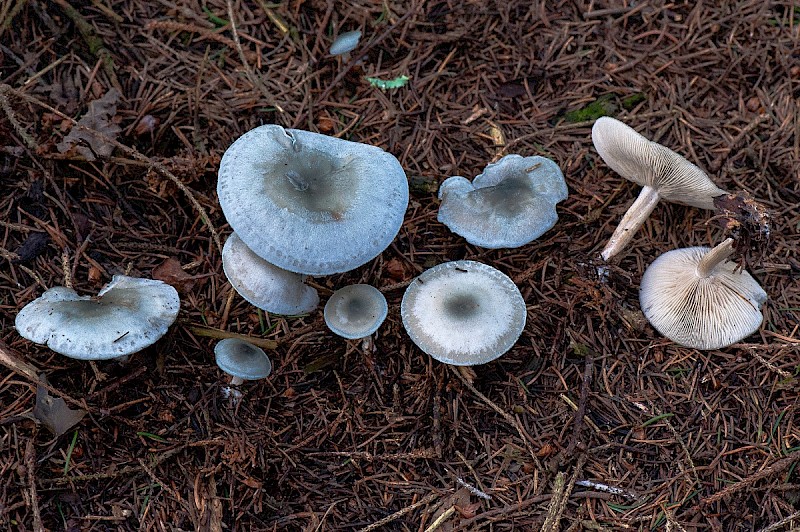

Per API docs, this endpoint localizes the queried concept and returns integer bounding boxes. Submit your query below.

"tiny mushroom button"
[324,284,388,344]
[437,154,568,249]
[15,275,180,360]
[639,238,767,350]
[401,260,527,366]
[217,125,409,275]
[592,117,726,261]
[214,338,273,386]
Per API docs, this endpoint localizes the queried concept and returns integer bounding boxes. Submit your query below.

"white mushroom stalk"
[592,117,726,261]
[639,238,767,350]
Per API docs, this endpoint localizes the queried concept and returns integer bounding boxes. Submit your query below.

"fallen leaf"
[152,257,197,293]
[57,89,122,161]
[13,232,50,263]
[33,374,86,437]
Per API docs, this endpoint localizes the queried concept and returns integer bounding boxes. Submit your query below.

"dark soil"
[1,1,800,530]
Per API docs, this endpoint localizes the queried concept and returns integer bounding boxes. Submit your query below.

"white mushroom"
[214,338,272,386]
[222,232,318,315]
[217,125,408,275]
[329,30,362,56]
[401,260,526,365]
[592,117,726,261]
[324,284,387,350]
[15,275,180,360]
[639,238,767,350]
[437,154,568,249]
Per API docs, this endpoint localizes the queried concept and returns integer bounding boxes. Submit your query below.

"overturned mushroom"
[15,275,180,360]
[438,154,568,249]
[222,232,318,315]
[639,238,767,350]
[218,125,409,275]
[592,117,726,261]
[401,261,526,365]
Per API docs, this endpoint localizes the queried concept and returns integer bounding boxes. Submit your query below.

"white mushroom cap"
[329,30,362,56]
[592,117,726,261]
[222,232,318,315]
[401,260,526,365]
[324,284,388,339]
[437,154,568,249]
[639,238,767,350]
[218,125,409,275]
[214,338,272,381]
[592,117,725,209]
[15,275,180,360]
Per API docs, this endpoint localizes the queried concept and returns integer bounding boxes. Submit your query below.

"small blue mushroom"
[329,30,362,56]
[437,154,568,249]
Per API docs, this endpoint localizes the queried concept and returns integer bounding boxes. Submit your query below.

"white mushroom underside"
[222,232,318,315]
[218,125,409,275]
[15,276,180,360]
[640,247,767,350]
[401,261,526,365]
[592,117,725,209]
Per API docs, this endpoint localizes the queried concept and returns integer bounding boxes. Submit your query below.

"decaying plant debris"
[1,1,799,530]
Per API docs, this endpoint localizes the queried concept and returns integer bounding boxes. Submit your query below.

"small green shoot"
[641,412,674,428]
[136,431,168,443]
[203,7,228,27]
[366,75,410,90]
[63,430,79,475]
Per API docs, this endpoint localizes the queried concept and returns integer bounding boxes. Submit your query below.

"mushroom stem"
[230,376,244,386]
[696,238,736,278]
[601,185,661,262]
[360,335,375,353]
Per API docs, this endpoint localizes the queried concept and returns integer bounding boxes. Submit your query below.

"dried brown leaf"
[33,375,86,437]
[56,88,122,161]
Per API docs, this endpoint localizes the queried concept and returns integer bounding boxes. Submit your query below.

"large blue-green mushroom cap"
[218,125,409,275]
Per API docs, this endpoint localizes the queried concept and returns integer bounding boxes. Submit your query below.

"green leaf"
[365,75,410,90]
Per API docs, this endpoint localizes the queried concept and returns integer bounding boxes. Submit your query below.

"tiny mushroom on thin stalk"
[324,284,388,351]
[592,116,726,262]
[15,275,180,361]
[217,125,408,276]
[438,154,568,249]
[214,338,272,386]
[401,260,526,366]
[639,237,767,350]
[222,232,318,315]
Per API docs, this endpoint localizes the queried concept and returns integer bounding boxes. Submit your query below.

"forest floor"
[1,1,800,530]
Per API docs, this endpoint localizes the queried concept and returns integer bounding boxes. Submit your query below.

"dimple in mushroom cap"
[15,275,180,360]
[401,260,526,365]
[324,284,388,339]
[222,232,318,315]
[639,238,767,350]
[214,338,272,381]
[218,125,409,275]
[437,154,568,249]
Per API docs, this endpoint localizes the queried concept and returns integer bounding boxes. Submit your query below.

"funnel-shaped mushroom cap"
[218,125,409,275]
[592,117,725,209]
[639,239,767,350]
[15,276,180,360]
[222,232,318,315]
[437,155,568,249]
[324,284,388,339]
[214,338,272,381]
[401,260,526,365]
